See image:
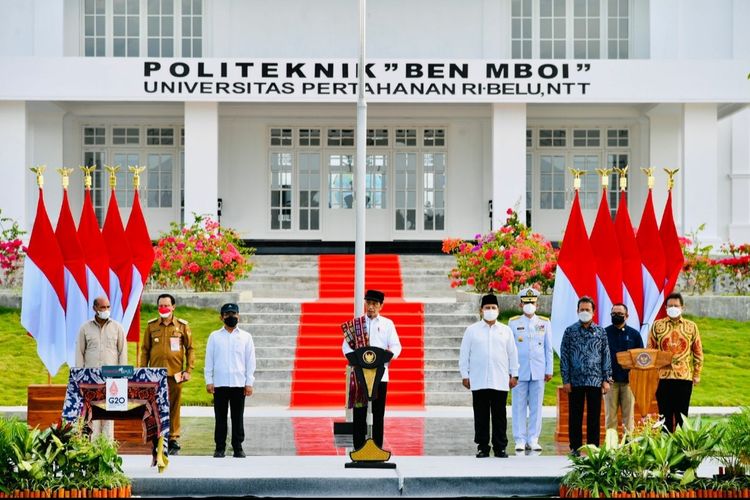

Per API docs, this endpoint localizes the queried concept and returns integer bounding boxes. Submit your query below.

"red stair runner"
[290,255,425,408]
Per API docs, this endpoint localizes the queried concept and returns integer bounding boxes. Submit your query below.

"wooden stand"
[616,348,672,422]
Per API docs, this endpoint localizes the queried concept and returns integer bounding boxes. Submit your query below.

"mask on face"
[223,316,239,328]
[158,306,172,319]
[578,311,593,323]
[522,303,537,316]
[96,310,111,321]
[482,309,499,322]
[666,306,682,319]
[611,313,626,326]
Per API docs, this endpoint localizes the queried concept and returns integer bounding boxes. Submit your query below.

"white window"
[525,153,533,225]
[113,153,140,207]
[423,153,446,231]
[298,153,321,231]
[113,127,140,145]
[511,0,631,59]
[270,128,293,147]
[147,153,173,208]
[395,129,417,147]
[82,0,202,57]
[423,129,446,147]
[83,151,107,224]
[395,153,417,231]
[84,127,107,146]
[572,129,600,147]
[366,154,387,209]
[270,153,293,230]
[367,129,389,147]
[328,154,354,209]
[327,129,355,147]
[539,129,566,147]
[573,154,600,209]
[607,128,629,147]
[539,155,566,210]
[299,129,321,147]
[146,127,174,145]
[607,152,629,217]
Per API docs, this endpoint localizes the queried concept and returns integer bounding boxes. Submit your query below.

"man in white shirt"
[459,294,519,458]
[509,287,553,453]
[204,303,256,458]
[342,289,402,450]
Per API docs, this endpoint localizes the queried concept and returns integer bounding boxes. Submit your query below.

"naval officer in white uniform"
[509,287,553,452]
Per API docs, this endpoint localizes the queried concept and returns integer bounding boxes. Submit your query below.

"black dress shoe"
[213,450,226,458]
[494,449,508,458]
[233,449,246,458]
[475,450,490,458]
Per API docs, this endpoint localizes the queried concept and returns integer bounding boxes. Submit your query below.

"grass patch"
[1,307,748,406]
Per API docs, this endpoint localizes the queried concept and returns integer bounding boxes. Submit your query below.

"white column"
[729,109,750,242]
[0,102,28,232]
[682,103,719,245]
[184,102,219,222]
[645,103,682,227]
[491,103,526,230]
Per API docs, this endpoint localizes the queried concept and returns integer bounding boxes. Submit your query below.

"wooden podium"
[616,348,673,422]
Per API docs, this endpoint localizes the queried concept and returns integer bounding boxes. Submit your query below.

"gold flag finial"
[80,165,97,189]
[641,167,655,190]
[614,165,629,191]
[569,168,586,191]
[128,165,146,190]
[104,165,120,189]
[30,166,46,188]
[595,168,613,189]
[664,168,680,190]
[56,167,74,190]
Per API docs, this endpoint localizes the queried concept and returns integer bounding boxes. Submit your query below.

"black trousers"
[213,387,246,452]
[656,379,693,433]
[472,389,508,453]
[353,382,388,450]
[569,386,602,451]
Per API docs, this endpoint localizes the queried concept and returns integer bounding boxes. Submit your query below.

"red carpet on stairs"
[290,255,425,408]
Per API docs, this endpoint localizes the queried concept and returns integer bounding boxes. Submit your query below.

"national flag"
[636,190,666,338]
[614,190,643,332]
[551,191,597,354]
[589,189,623,326]
[102,190,133,331]
[124,191,154,342]
[54,189,89,367]
[78,188,110,313]
[21,188,67,375]
[659,190,684,311]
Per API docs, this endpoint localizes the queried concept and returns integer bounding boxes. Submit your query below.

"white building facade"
[1,0,749,251]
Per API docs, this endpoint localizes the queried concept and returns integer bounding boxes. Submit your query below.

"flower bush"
[715,242,750,295]
[0,209,26,288]
[151,214,255,292]
[678,224,718,295]
[442,208,558,294]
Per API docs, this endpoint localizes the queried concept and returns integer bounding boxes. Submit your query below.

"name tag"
[105,378,128,411]
[170,337,181,351]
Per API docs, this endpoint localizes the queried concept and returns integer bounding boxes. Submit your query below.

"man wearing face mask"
[459,294,519,458]
[604,303,643,433]
[648,293,703,433]
[139,293,195,455]
[560,296,612,456]
[509,287,553,453]
[75,295,128,440]
[204,303,256,458]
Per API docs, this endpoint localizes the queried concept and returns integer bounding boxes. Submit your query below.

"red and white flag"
[636,190,666,337]
[54,189,89,368]
[590,189,623,326]
[78,188,110,313]
[659,189,685,312]
[102,190,133,331]
[614,190,643,332]
[21,188,67,375]
[551,191,598,353]
[124,191,154,342]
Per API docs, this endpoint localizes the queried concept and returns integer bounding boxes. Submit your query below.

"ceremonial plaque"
[344,346,396,469]
[616,348,673,421]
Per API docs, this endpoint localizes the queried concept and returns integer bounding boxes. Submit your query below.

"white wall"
[650,0,737,59]
[0,0,64,56]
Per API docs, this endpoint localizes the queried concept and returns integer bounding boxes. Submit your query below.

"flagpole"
[354,0,367,318]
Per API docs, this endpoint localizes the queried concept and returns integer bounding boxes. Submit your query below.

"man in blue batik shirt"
[560,296,612,456]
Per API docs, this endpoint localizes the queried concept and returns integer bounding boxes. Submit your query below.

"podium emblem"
[363,350,377,365]
[635,351,653,368]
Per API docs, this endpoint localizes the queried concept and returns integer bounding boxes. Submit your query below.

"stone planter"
[455,289,553,313]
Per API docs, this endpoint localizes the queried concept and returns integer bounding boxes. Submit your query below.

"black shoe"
[168,441,180,456]
[569,449,581,458]
[475,450,490,458]
[213,450,226,458]
[169,440,181,450]
[233,449,246,458]
[494,449,508,458]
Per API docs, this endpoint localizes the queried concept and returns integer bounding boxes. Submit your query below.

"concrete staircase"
[236,254,472,406]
